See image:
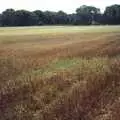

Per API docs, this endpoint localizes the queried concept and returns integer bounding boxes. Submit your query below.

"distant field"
[0,26,120,120]
[0,26,120,36]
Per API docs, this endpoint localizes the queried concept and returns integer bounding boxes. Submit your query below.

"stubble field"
[0,26,120,120]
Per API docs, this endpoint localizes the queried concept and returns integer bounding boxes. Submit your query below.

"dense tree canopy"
[104,4,120,24]
[0,4,120,26]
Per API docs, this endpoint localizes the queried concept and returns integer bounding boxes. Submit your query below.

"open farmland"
[0,26,120,120]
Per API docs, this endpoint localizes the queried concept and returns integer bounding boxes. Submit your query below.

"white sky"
[0,0,120,13]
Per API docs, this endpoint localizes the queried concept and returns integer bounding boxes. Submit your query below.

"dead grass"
[0,26,120,120]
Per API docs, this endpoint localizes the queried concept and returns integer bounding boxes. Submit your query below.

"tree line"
[0,4,120,26]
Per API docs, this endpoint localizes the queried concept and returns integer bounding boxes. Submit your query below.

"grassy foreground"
[0,26,120,120]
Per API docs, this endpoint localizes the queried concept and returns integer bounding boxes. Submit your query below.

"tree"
[55,11,68,24]
[76,5,101,25]
[0,4,120,26]
[14,10,38,26]
[43,11,57,24]
[1,9,16,26]
[104,4,120,24]
[0,14,2,26]
[76,5,100,15]
[33,10,44,25]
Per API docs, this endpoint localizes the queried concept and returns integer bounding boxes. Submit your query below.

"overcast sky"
[0,0,120,13]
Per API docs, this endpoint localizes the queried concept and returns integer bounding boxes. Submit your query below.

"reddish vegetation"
[0,32,120,120]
